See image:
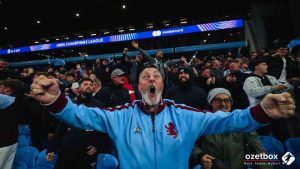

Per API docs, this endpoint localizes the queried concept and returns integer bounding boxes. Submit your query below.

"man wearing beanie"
[190,88,270,169]
[166,65,209,110]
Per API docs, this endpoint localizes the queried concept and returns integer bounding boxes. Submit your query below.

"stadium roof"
[0,0,252,47]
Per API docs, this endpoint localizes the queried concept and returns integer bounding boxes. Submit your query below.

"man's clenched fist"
[30,75,60,105]
[261,92,295,119]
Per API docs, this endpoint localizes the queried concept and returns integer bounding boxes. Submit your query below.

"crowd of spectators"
[1,39,300,169]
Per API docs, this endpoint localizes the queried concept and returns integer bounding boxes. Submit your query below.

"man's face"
[89,74,96,80]
[136,55,142,62]
[255,62,268,74]
[79,81,93,96]
[138,68,164,106]
[66,76,75,82]
[179,71,190,82]
[276,47,288,57]
[96,59,101,64]
[112,75,125,86]
[251,52,257,58]
[102,60,108,65]
[195,58,204,65]
[92,82,101,93]
[156,51,163,59]
[201,69,210,78]
[72,88,80,96]
[241,63,248,70]
[0,85,11,95]
[229,63,240,72]
[212,61,221,69]
[0,61,7,70]
[211,93,232,112]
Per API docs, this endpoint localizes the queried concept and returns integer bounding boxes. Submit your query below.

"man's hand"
[123,48,129,53]
[30,75,60,105]
[86,146,98,156]
[131,41,139,48]
[46,152,55,162]
[261,93,295,119]
[201,154,215,169]
[272,84,287,91]
[225,74,236,83]
[206,77,215,85]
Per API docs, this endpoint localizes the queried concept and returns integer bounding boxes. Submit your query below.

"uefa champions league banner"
[0,19,243,55]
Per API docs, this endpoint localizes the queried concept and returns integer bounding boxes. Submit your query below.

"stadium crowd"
[0,39,299,169]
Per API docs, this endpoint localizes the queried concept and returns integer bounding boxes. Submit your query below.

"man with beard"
[0,58,20,80]
[45,78,111,169]
[166,66,209,110]
[190,88,271,169]
[30,65,295,169]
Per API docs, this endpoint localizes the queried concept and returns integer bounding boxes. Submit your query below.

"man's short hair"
[0,79,23,94]
[248,56,267,71]
[66,72,76,78]
[0,58,7,62]
[138,64,160,81]
[140,64,159,74]
[93,78,102,86]
[78,77,93,86]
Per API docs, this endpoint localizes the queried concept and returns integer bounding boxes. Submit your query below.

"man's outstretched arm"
[181,93,295,138]
[0,94,15,109]
[30,75,126,139]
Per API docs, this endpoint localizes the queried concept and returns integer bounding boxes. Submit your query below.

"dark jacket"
[166,76,209,110]
[47,96,110,155]
[94,65,111,87]
[266,55,295,80]
[96,82,131,107]
[222,72,250,109]
[28,98,58,150]
[0,68,21,80]
[190,132,272,169]
[0,97,23,147]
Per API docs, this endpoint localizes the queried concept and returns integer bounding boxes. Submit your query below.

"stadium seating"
[283,138,300,154]
[283,138,300,169]
[294,153,300,169]
[96,154,119,169]
[12,161,28,169]
[13,146,39,169]
[259,136,285,169]
[17,135,32,148]
[32,149,58,169]
[259,136,285,155]
[18,125,31,136]
[17,125,32,148]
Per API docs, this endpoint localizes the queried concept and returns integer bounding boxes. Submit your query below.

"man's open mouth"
[149,86,156,97]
